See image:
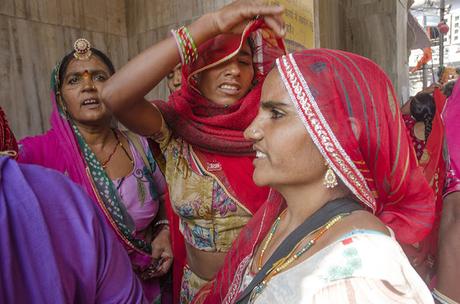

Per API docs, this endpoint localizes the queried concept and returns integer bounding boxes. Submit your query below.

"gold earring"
[323,163,338,189]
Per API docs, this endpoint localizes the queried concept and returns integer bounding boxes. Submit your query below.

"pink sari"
[443,80,460,195]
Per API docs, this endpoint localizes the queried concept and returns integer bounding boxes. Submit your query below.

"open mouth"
[81,98,100,106]
[218,83,241,95]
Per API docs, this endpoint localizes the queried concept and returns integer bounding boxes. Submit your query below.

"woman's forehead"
[65,56,110,74]
[261,70,290,102]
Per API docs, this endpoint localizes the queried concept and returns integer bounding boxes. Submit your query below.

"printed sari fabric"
[18,67,167,303]
[402,88,447,284]
[192,49,435,304]
[152,20,286,303]
[0,107,18,158]
[403,114,426,159]
[239,231,433,304]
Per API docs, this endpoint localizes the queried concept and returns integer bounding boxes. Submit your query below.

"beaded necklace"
[249,212,350,302]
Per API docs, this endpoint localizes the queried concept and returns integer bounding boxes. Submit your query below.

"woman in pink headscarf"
[193,49,435,304]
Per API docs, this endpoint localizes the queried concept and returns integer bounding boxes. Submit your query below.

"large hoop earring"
[323,163,338,189]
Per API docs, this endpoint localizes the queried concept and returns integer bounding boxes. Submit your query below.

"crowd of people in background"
[1,1,459,303]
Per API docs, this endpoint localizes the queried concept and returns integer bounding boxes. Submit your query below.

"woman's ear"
[56,92,65,109]
[348,117,361,141]
[56,93,70,119]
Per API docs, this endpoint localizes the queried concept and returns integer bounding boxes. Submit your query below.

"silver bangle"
[154,219,169,227]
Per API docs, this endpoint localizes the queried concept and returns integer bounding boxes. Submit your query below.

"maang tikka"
[73,38,92,61]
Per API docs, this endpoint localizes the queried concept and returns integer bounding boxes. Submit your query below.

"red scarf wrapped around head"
[153,20,286,303]
[155,19,286,155]
[193,49,435,304]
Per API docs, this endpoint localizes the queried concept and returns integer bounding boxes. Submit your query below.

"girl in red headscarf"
[192,49,435,304]
[101,1,286,302]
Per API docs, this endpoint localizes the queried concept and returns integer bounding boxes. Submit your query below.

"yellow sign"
[266,0,315,51]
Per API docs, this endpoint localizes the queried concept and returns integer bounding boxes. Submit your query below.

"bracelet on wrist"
[171,26,198,65]
[154,219,170,227]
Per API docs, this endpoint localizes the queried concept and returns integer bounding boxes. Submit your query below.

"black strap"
[236,198,363,304]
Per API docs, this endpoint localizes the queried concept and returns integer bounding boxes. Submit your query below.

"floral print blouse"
[153,116,251,252]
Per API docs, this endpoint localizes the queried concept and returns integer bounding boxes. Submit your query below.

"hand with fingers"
[141,227,173,279]
[210,0,286,37]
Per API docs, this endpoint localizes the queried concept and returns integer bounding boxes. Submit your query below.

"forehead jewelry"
[73,38,92,61]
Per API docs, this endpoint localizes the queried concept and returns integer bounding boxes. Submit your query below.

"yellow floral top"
[154,116,252,252]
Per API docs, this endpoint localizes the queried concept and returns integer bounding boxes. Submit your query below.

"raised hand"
[210,0,285,37]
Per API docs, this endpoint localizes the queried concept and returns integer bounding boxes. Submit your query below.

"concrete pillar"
[317,0,410,102]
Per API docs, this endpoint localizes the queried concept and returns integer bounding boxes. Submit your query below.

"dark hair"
[437,66,445,79]
[410,92,436,141]
[57,48,115,91]
[442,80,457,98]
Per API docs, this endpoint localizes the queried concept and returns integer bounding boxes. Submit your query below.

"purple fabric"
[112,135,166,231]
[0,156,146,303]
[443,80,460,195]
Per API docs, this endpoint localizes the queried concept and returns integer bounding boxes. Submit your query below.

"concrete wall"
[0,0,128,138]
[1,0,237,138]
[317,0,410,102]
